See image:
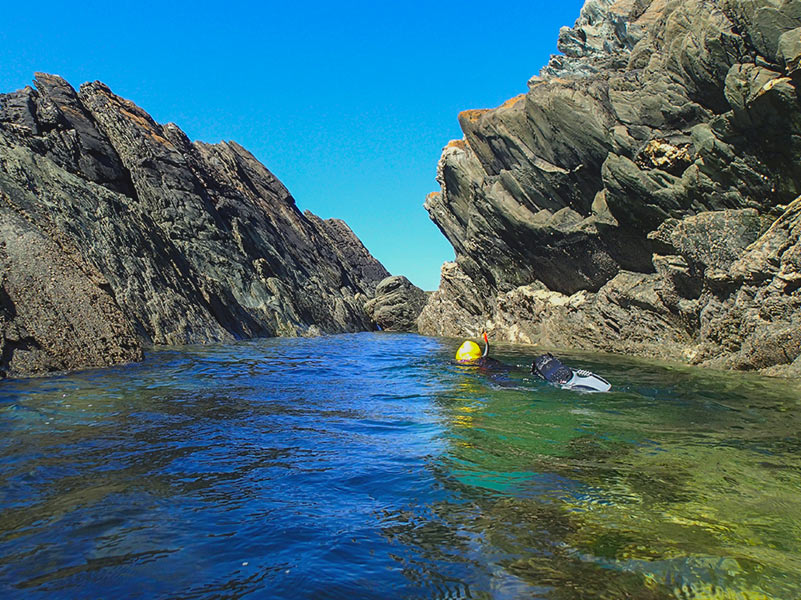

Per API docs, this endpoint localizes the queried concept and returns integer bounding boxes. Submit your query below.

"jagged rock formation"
[0,73,390,378]
[364,276,428,332]
[419,0,801,375]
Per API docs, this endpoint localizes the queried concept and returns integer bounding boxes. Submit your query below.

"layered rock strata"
[419,0,801,375]
[0,74,390,378]
[364,276,428,332]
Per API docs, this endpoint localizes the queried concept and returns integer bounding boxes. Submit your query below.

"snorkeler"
[455,333,611,392]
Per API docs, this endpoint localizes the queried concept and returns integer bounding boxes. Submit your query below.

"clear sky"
[1,0,585,290]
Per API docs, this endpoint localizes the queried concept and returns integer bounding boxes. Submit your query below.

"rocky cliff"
[420,0,801,375]
[0,73,390,378]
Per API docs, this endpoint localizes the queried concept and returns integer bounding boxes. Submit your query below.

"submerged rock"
[0,74,390,378]
[364,276,428,332]
[419,0,801,376]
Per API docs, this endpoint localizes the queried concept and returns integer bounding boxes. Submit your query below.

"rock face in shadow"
[364,276,428,332]
[419,0,801,375]
[0,74,390,378]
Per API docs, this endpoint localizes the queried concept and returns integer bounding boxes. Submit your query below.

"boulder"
[364,276,427,333]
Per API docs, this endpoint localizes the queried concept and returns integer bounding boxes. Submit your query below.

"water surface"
[1,333,800,599]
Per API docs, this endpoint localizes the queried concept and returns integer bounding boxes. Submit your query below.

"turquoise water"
[1,332,801,599]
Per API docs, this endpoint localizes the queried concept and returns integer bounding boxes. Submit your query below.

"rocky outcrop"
[420,0,801,375]
[304,213,390,297]
[0,193,142,377]
[364,276,428,332]
[0,74,390,378]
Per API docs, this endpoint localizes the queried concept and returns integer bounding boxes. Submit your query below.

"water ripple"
[1,333,801,598]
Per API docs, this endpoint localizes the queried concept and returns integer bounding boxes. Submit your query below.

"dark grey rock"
[649,209,764,272]
[304,213,391,296]
[420,0,801,376]
[0,74,389,378]
[364,276,427,333]
[0,191,142,377]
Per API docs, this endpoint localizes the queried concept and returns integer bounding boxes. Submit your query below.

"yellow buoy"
[455,340,482,362]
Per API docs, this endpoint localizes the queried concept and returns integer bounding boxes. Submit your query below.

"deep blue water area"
[1,333,801,599]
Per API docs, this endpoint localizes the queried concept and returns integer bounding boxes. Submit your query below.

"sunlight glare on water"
[1,332,800,599]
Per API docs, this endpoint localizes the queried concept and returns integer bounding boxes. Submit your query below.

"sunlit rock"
[420,0,801,375]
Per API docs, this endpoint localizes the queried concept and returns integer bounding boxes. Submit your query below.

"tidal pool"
[1,333,800,599]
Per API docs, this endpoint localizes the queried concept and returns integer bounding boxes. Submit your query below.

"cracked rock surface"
[364,276,428,333]
[0,74,389,378]
[419,0,801,375]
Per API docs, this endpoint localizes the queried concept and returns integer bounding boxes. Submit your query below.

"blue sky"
[1,0,585,290]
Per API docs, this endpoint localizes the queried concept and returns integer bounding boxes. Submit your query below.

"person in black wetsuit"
[530,353,573,385]
[455,335,611,391]
[530,352,612,392]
